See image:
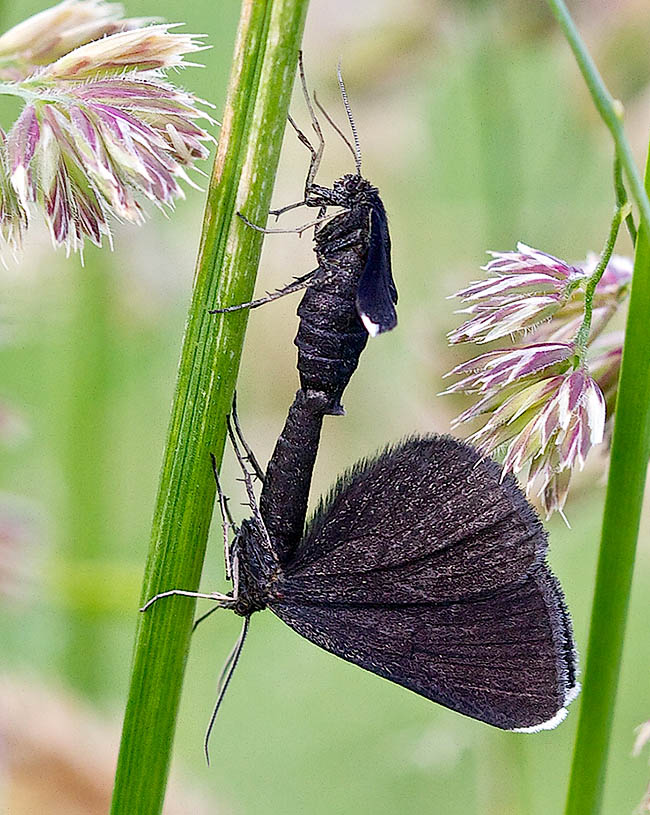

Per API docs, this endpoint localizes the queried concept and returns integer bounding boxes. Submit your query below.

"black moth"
[213,55,397,415]
[144,424,579,754]
[143,57,578,759]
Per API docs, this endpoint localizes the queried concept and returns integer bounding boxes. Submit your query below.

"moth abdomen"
[294,217,372,410]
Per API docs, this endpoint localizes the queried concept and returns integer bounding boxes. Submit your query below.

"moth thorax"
[230,519,276,615]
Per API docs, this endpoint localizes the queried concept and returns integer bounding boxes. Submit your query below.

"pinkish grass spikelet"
[0,0,214,255]
[41,24,207,80]
[0,130,28,255]
[448,242,587,344]
[0,1,140,77]
[445,242,626,518]
[448,346,606,518]
[531,254,631,344]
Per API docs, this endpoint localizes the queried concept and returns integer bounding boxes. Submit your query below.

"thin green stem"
[0,80,59,103]
[546,0,650,229]
[614,156,637,245]
[110,1,309,813]
[565,140,650,815]
[0,80,30,99]
[546,4,650,812]
[574,206,624,355]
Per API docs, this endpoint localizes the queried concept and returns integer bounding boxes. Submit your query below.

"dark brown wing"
[269,435,578,730]
[284,435,546,604]
[271,566,576,730]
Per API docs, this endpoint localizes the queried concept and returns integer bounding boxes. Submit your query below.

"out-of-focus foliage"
[1,1,649,814]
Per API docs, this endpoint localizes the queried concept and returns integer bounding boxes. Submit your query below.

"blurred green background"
[1,0,650,813]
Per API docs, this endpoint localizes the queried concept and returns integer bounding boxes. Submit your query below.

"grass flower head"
[448,242,588,344]
[445,241,628,518]
[0,0,214,255]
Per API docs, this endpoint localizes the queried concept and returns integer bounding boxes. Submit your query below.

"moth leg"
[140,589,232,613]
[192,604,220,633]
[140,460,235,612]
[226,415,261,513]
[230,393,266,483]
[268,197,309,219]
[210,452,237,582]
[236,210,336,236]
[267,117,320,219]
[311,205,330,238]
[297,52,325,191]
[210,268,317,314]
[226,416,277,565]
[313,91,358,169]
[268,52,325,219]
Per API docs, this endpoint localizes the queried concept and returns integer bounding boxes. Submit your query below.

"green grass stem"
[564,148,650,814]
[544,3,650,811]
[614,156,637,245]
[110,1,309,812]
[546,0,650,226]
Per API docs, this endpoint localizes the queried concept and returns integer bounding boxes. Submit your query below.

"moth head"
[333,173,375,203]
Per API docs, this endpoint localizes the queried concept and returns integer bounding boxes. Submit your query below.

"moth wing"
[284,435,547,604]
[356,203,398,336]
[270,566,578,731]
[271,435,579,728]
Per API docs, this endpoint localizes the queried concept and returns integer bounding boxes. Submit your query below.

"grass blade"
[110,1,309,812]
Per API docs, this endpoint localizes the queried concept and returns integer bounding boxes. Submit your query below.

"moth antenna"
[313,92,358,168]
[204,615,250,765]
[337,58,362,175]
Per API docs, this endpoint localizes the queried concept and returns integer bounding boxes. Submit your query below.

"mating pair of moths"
[143,59,579,752]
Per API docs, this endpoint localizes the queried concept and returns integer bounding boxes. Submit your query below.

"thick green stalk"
[565,143,650,815]
[110,2,309,813]
[542,7,650,812]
